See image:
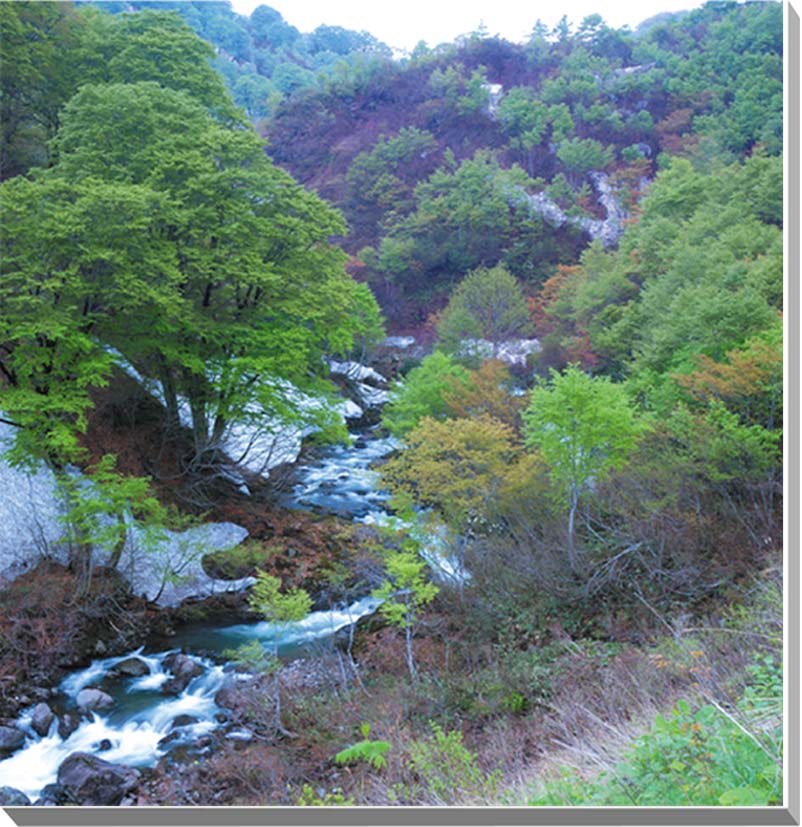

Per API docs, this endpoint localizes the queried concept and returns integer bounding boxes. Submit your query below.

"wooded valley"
[0,0,785,812]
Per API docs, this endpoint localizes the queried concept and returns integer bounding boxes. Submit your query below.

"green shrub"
[405,722,502,804]
[529,655,782,807]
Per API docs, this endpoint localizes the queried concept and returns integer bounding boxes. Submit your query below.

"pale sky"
[228,0,709,53]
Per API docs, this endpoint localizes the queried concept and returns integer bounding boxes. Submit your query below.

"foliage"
[296,784,354,806]
[523,365,647,567]
[372,539,439,679]
[335,723,392,770]
[530,656,782,806]
[372,151,573,294]
[441,359,525,432]
[248,571,312,626]
[2,53,382,472]
[404,721,502,804]
[535,153,782,379]
[246,571,312,733]
[556,137,614,183]
[436,265,533,360]
[381,352,471,437]
[381,415,521,531]
[523,366,646,495]
[673,324,782,433]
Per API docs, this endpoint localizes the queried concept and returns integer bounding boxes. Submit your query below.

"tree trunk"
[273,668,282,733]
[567,486,579,573]
[107,514,127,569]
[157,358,181,433]
[405,623,417,680]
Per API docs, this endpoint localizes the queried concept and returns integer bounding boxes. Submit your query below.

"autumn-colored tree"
[442,359,525,434]
[381,415,521,532]
[673,327,782,433]
[528,266,580,337]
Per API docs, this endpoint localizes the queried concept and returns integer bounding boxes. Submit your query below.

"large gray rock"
[0,725,25,755]
[114,657,150,677]
[0,786,31,806]
[162,653,203,694]
[30,702,55,737]
[57,752,139,806]
[58,713,80,739]
[76,688,114,713]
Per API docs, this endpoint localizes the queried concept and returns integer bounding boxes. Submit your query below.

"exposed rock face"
[0,786,31,806]
[0,422,254,607]
[458,338,542,366]
[0,725,25,756]
[329,359,390,415]
[483,82,504,118]
[507,171,628,248]
[75,688,114,713]
[161,653,203,694]
[57,752,139,806]
[30,702,55,737]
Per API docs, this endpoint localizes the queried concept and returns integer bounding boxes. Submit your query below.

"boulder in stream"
[57,752,140,806]
[170,714,199,729]
[0,725,25,756]
[114,657,150,677]
[0,786,31,806]
[162,653,203,694]
[58,713,80,739]
[30,702,55,737]
[76,687,115,713]
[34,783,72,806]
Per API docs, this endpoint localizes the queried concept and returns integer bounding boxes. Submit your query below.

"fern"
[335,723,392,771]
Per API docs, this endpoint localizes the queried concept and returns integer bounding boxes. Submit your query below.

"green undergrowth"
[528,654,782,807]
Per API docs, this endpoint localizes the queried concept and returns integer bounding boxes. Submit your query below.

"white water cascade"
[0,595,382,802]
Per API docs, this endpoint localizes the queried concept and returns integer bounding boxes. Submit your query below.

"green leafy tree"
[382,352,471,437]
[556,137,614,184]
[523,365,647,569]
[2,79,382,475]
[497,86,549,175]
[372,545,438,679]
[248,571,312,735]
[436,264,533,361]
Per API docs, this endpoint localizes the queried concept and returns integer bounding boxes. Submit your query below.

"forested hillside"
[0,0,785,812]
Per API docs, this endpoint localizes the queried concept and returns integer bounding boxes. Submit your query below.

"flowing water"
[0,424,461,801]
[0,596,382,801]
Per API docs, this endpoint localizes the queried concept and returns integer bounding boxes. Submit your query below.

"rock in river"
[0,786,31,806]
[162,653,203,694]
[30,702,55,737]
[76,688,114,713]
[0,725,25,756]
[114,657,150,677]
[57,752,139,806]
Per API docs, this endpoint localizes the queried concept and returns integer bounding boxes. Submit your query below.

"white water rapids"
[0,596,381,801]
[0,423,464,802]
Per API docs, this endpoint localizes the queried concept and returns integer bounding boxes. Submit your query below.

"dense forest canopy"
[0,0,786,811]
